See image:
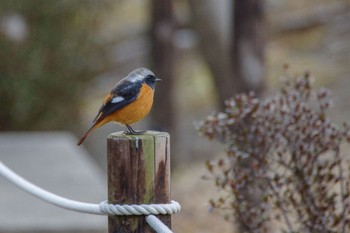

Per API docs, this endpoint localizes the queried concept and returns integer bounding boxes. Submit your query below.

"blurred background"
[1,0,350,232]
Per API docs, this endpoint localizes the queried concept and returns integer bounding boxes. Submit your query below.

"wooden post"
[107,131,171,233]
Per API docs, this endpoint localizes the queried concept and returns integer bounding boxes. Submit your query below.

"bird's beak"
[155,77,162,82]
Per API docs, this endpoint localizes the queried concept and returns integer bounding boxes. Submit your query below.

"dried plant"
[197,72,350,233]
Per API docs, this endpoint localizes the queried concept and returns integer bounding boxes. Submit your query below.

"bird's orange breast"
[97,83,154,127]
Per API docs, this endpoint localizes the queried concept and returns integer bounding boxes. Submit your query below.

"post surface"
[107,131,170,233]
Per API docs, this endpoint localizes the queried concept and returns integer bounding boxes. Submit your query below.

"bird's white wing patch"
[111,96,125,103]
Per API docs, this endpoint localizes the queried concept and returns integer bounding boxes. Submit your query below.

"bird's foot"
[124,130,147,135]
[125,124,147,135]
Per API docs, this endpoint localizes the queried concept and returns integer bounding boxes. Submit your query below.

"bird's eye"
[145,75,155,82]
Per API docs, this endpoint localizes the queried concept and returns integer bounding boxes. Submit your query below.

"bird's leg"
[125,124,146,135]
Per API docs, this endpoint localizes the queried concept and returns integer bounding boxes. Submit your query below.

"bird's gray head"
[127,68,155,83]
[127,67,161,89]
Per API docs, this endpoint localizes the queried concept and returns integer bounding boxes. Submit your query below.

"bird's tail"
[77,124,97,146]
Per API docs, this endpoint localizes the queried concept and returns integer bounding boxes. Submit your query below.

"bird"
[77,67,161,145]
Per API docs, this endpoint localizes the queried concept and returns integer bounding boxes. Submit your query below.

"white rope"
[0,161,102,214]
[0,161,180,233]
[146,215,174,233]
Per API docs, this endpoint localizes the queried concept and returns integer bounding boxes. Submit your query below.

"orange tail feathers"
[77,124,97,146]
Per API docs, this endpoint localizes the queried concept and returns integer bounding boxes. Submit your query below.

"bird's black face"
[144,75,161,89]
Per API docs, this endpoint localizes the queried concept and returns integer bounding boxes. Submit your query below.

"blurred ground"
[0,132,107,233]
[172,162,233,232]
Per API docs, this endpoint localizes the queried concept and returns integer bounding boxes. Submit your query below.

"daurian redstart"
[77,68,161,145]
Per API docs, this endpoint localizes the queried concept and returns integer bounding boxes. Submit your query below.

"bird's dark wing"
[92,81,142,123]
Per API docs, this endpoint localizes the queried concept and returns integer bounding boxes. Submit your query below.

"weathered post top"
[107,131,171,233]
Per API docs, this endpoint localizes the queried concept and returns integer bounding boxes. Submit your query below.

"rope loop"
[99,200,181,215]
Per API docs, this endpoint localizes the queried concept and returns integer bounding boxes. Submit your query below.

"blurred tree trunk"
[149,0,176,136]
[189,0,268,232]
[231,0,271,233]
[188,0,265,109]
[188,0,234,110]
[232,0,265,97]
[232,1,268,232]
